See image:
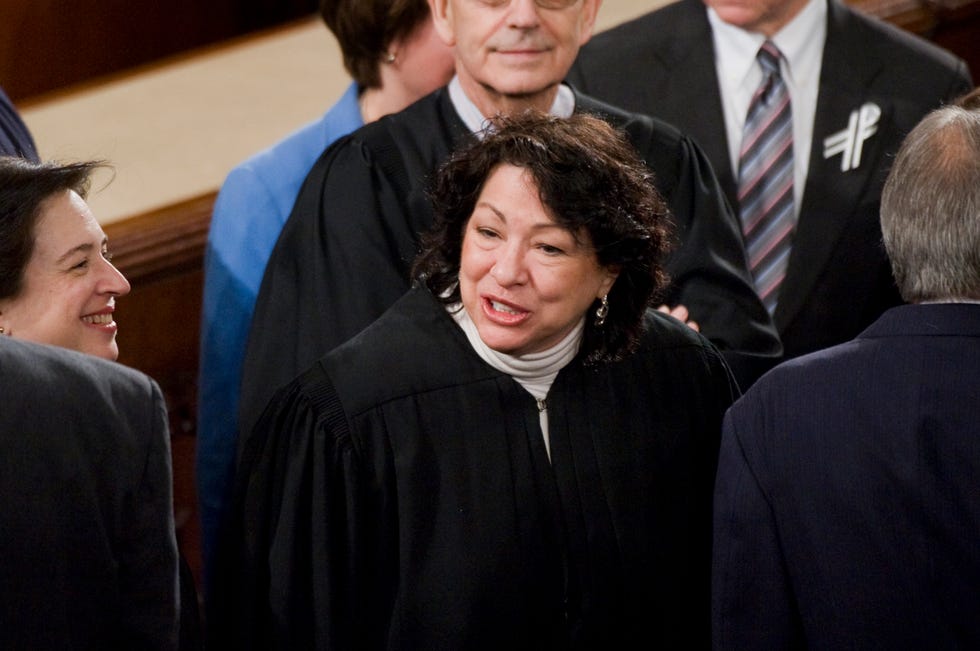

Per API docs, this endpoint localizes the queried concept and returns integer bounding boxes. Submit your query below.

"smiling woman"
[0,156,130,360]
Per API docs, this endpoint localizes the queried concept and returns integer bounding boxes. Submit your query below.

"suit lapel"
[775,0,891,330]
[656,1,738,205]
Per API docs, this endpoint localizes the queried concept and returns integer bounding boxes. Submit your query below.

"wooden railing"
[106,193,214,587]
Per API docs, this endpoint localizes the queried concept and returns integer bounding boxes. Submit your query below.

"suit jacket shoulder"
[569,0,706,87]
[827,0,970,88]
[0,338,178,650]
[1,336,159,414]
[571,0,971,101]
[568,0,715,115]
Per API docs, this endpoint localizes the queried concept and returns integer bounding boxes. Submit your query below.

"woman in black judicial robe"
[211,113,738,649]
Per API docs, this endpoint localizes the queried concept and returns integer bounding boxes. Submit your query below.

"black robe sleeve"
[660,131,783,387]
[239,93,467,443]
[211,363,397,650]
[239,128,427,440]
[599,98,782,388]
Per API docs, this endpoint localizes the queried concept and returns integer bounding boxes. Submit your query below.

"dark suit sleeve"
[119,375,180,650]
[641,126,782,387]
[240,135,418,442]
[712,400,803,650]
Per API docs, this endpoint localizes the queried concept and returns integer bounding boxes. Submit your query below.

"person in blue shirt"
[196,0,454,582]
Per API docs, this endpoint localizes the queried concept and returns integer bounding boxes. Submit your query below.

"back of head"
[0,156,102,301]
[320,0,430,88]
[881,106,980,302]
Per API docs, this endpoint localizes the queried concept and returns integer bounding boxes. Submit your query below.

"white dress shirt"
[448,75,575,136]
[708,0,827,215]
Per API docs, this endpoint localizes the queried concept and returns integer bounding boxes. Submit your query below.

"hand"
[657,304,700,332]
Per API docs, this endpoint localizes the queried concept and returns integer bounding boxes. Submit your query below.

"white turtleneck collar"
[449,302,584,461]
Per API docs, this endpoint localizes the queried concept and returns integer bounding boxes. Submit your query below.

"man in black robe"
[239,0,780,441]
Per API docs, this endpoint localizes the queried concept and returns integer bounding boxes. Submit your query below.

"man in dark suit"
[568,0,972,359]
[0,337,180,650]
[711,104,980,648]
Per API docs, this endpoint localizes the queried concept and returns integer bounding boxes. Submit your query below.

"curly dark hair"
[0,156,106,300]
[413,111,672,364]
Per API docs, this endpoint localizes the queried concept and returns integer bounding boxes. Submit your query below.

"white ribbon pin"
[823,102,881,172]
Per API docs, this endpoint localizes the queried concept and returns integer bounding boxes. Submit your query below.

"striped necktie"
[738,41,795,314]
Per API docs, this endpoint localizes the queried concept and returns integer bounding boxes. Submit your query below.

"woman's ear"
[597,265,620,299]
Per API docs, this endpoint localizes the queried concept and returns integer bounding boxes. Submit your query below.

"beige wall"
[597,0,670,29]
[21,0,672,225]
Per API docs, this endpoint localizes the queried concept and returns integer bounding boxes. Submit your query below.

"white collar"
[448,301,583,400]
[707,0,826,88]
[447,76,576,137]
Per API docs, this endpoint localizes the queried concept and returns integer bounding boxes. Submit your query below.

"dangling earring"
[0,326,4,335]
[594,294,609,327]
